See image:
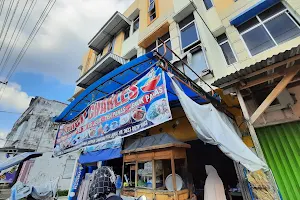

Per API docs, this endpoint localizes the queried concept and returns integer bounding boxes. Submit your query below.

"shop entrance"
[186,139,243,200]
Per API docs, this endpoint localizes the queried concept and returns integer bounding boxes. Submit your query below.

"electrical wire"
[0,0,21,52]
[0,0,4,17]
[188,0,218,42]
[0,0,36,76]
[0,0,56,101]
[0,110,22,114]
[0,0,29,68]
[0,0,14,40]
[6,0,56,81]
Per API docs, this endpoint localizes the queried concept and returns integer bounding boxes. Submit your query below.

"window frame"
[218,35,238,65]
[148,0,157,23]
[146,33,172,61]
[133,16,139,33]
[239,6,300,57]
[179,15,201,52]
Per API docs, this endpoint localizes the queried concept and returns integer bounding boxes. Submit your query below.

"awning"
[0,152,42,171]
[79,148,122,164]
[55,52,215,122]
[77,53,127,88]
[88,11,131,52]
[230,0,280,27]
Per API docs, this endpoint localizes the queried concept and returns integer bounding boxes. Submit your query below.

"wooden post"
[122,159,125,187]
[152,160,156,190]
[135,161,138,188]
[250,65,300,123]
[236,89,280,200]
[171,151,178,200]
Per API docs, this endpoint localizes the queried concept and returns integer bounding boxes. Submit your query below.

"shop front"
[54,52,268,200]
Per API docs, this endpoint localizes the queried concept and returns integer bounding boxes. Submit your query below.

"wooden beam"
[240,73,282,90]
[250,65,300,123]
[218,54,300,88]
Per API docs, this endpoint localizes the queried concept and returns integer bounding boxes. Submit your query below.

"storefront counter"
[121,187,189,200]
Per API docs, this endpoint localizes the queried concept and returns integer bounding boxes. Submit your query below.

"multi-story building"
[2,97,77,191]
[69,0,300,199]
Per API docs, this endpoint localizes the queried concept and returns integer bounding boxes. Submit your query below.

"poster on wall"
[54,67,172,156]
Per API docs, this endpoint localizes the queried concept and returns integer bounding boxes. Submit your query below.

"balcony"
[88,11,131,52]
[76,52,127,88]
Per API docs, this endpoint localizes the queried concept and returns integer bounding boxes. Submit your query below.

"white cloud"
[0,0,135,84]
[0,82,33,112]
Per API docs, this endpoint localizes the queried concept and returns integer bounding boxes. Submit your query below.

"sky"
[0,0,135,146]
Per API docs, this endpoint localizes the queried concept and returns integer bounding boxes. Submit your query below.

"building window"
[179,14,200,51]
[203,0,213,10]
[133,16,139,32]
[109,37,116,53]
[146,32,172,61]
[238,3,300,56]
[148,0,156,22]
[62,159,75,179]
[124,27,130,40]
[175,47,208,80]
[130,54,137,61]
[217,33,237,65]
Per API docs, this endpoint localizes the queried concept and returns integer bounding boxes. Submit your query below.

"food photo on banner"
[54,67,172,156]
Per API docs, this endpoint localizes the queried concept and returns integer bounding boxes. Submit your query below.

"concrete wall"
[3,97,75,190]
[5,98,66,151]
[26,152,77,190]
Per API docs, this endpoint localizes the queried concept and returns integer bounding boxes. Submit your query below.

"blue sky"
[0,0,134,146]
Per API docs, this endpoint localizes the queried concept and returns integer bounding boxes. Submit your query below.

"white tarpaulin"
[168,73,268,172]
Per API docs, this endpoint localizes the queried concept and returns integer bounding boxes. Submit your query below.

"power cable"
[0,0,56,100]
[5,0,56,82]
[188,0,217,42]
[0,0,29,68]
[0,0,14,40]
[0,0,4,17]
[0,0,36,76]
[0,0,21,52]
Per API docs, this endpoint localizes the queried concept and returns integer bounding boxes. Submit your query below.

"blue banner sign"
[54,67,172,156]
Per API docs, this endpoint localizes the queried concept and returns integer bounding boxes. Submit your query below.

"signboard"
[0,166,18,184]
[54,67,172,156]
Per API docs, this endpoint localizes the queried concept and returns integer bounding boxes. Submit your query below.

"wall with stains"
[3,97,76,190]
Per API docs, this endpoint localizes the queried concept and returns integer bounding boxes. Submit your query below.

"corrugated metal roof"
[212,44,300,88]
[256,122,300,200]
[121,133,191,154]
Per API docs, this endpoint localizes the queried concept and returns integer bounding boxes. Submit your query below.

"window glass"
[178,14,194,29]
[220,42,237,65]
[150,11,156,21]
[181,22,199,49]
[242,25,275,55]
[237,17,259,33]
[203,0,213,10]
[158,40,172,61]
[148,1,155,12]
[146,42,156,53]
[158,32,170,44]
[216,33,227,44]
[133,16,139,32]
[258,2,285,21]
[264,13,300,44]
[124,27,130,40]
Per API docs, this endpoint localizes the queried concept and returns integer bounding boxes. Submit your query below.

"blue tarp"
[78,148,122,164]
[0,152,42,171]
[230,0,280,27]
[54,52,212,122]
